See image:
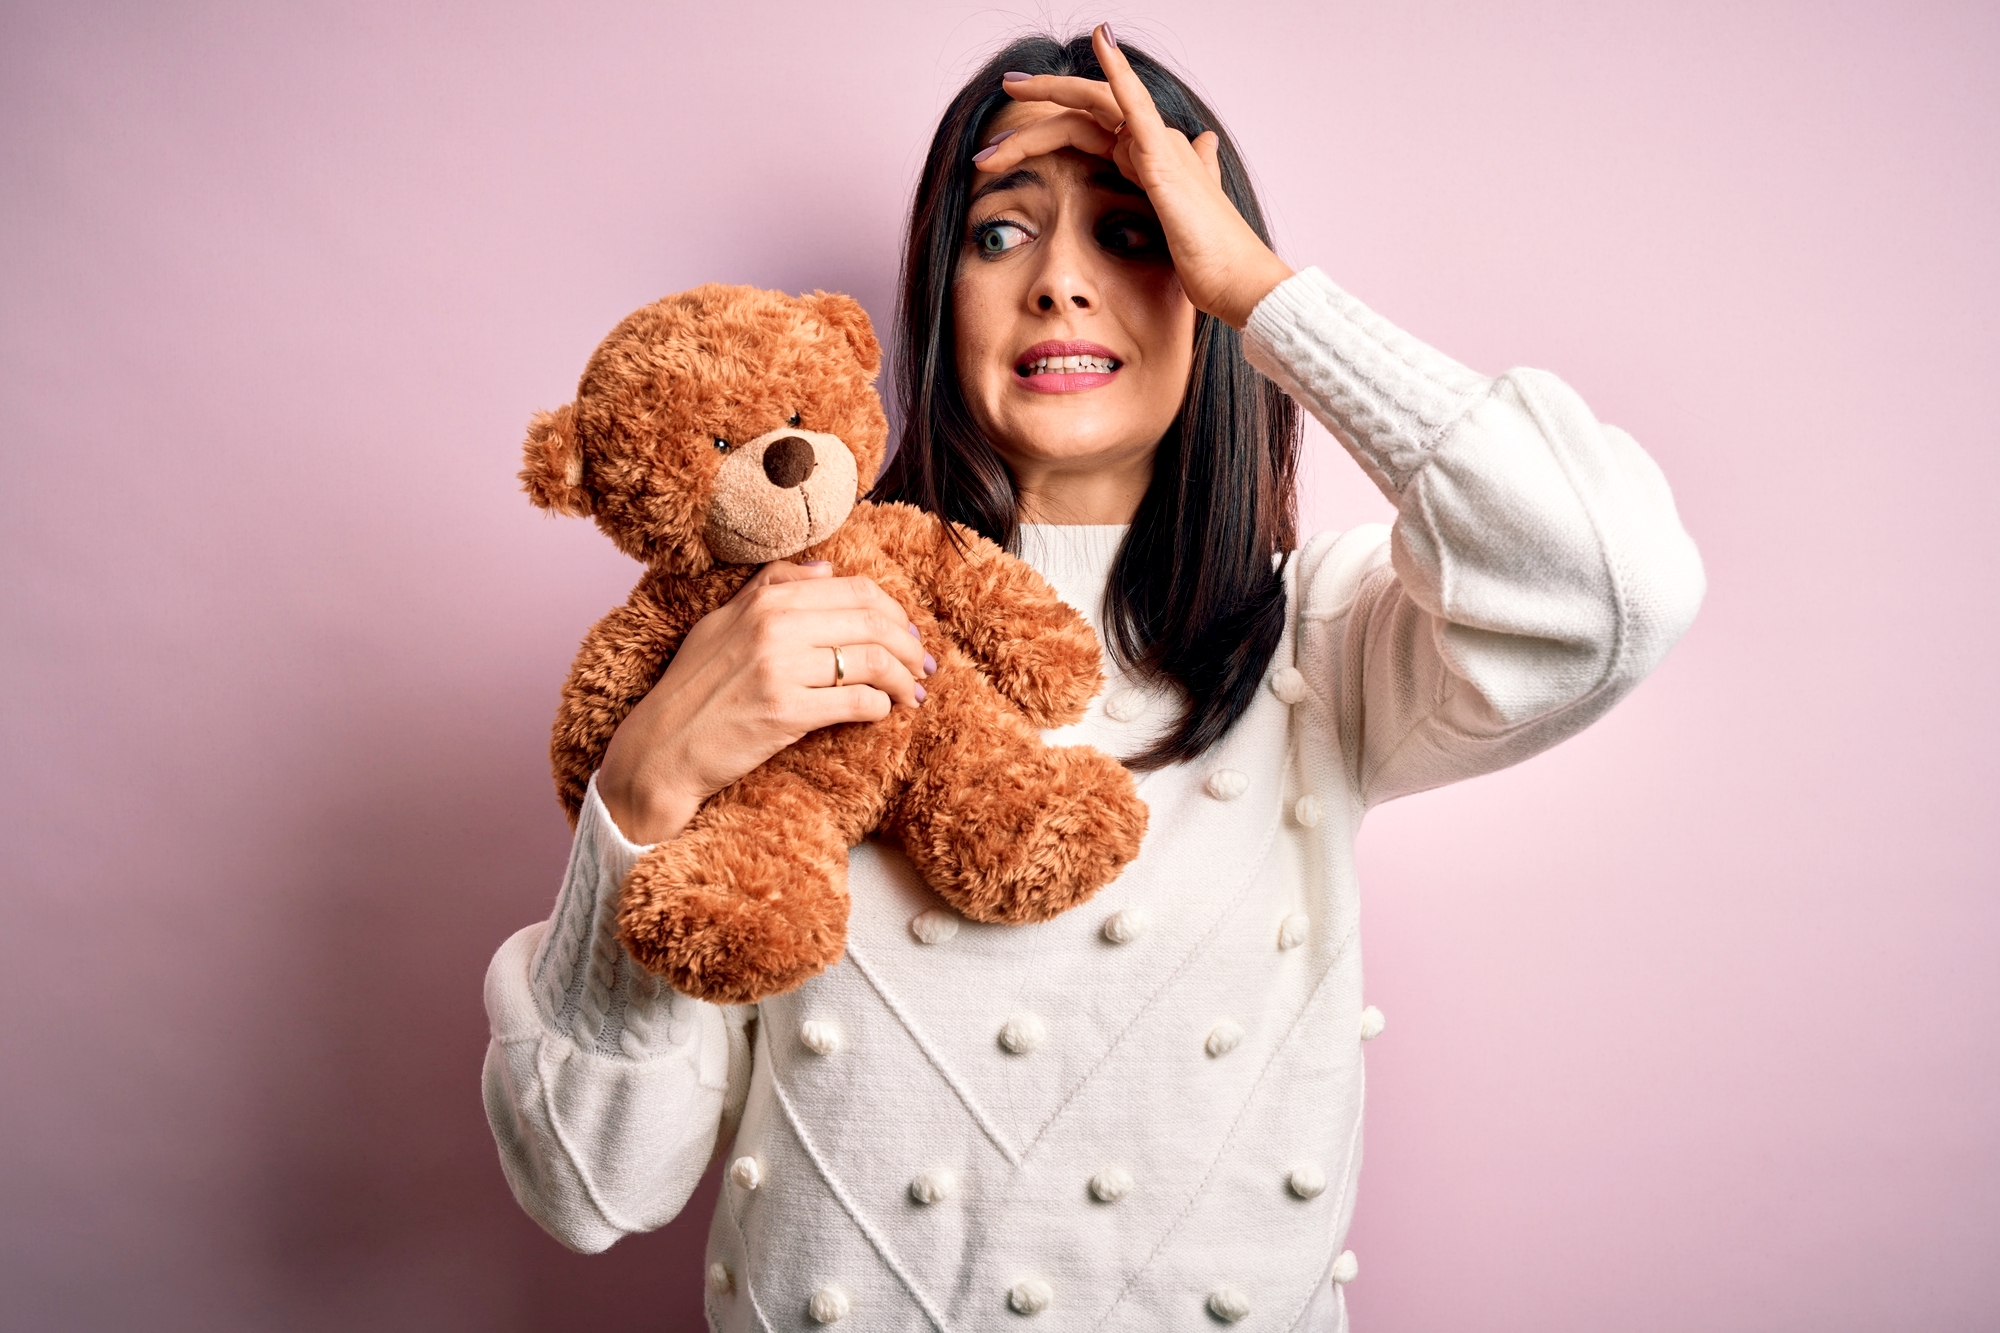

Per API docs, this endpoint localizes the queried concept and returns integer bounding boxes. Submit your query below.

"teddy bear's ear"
[520,403,592,516]
[803,291,882,379]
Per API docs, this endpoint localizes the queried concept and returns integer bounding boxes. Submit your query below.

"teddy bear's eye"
[713,437,730,453]
[788,412,801,428]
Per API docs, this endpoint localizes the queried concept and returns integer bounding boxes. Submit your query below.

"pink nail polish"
[987,128,1017,146]
[1002,70,1032,83]
[923,653,937,675]
[972,144,999,163]
[908,622,921,638]
[915,683,928,703]
[1100,22,1118,49]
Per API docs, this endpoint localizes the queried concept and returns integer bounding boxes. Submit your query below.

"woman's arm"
[1246,270,1706,803]
[489,554,935,1246]
[482,773,753,1253]
[989,29,1701,798]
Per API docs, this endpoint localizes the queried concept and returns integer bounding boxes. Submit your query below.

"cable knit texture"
[482,268,1705,1328]
[1245,267,1490,495]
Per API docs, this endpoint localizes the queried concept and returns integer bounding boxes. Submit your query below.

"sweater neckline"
[1015,524,1127,634]
[1016,523,1126,581]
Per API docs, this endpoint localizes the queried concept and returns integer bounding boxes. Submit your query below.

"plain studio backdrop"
[3,1,1996,1329]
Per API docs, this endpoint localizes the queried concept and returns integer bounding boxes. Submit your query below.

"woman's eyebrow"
[970,168,1041,203]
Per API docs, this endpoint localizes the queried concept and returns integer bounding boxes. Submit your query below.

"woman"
[483,26,1703,1331]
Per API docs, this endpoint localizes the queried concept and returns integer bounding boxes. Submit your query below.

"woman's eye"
[1098,217,1165,257]
[713,437,730,453]
[972,220,1031,257]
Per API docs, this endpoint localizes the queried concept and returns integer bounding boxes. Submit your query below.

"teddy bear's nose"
[761,435,816,489]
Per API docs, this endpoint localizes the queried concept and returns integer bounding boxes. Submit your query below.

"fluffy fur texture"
[523,284,1148,1004]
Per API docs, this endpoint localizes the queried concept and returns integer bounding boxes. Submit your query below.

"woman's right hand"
[595,560,934,845]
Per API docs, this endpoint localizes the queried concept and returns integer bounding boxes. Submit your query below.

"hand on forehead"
[985,99,1078,142]
[975,102,1129,183]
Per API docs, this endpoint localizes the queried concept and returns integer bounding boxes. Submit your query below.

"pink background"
[4,1,1996,1328]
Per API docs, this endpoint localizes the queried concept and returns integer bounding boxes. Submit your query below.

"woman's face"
[953,103,1197,522]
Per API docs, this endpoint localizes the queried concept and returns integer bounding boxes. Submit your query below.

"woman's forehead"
[971,154,1150,213]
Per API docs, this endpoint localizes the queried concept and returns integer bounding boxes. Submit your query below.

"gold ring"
[1113,119,1127,133]
[831,645,846,686]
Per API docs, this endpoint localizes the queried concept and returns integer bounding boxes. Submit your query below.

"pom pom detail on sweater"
[728,1156,763,1190]
[1103,688,1145,722]
[1208,1286,1252,1322]
[999,1013,1048,1054]
[1008,1278,1053,1314]
[799,1019,843,1055]
[808,1285,851,1322]
[1206,1019,1245,1057]
[1205,769,1248,801]
[706,1262,733,1294]
[909,908,960,945]
[909,1167,957,1204]
[1288,1164,1327,1199]
[1331,1250,1360,1284]
[1360,1005,1386,1040]
[1277,913,1310,950]
[1089,1166,1134,1202]
[1101,908,1148,944]
[1293,794,1323,827]
[1268,665,1307,703]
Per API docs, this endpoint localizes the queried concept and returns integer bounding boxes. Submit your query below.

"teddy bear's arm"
[868,504,1104,729]
[549,576,729,825]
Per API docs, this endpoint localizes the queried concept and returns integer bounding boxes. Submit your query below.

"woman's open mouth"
[1013,340,1121,394]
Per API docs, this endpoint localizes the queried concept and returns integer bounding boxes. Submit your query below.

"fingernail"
[914,683,928,703]
[1002,70,1032,83]
[805,560,830,567]
[1099,22,1118,49]
[986,128,1017,146]
[907,621,921,638]
[922,653,937,675]
[971,144,999,163]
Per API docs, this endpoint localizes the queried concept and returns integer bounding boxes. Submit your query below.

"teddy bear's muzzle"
[703,426,859,565]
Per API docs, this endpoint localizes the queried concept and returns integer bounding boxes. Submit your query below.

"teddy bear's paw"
[912,745,1149,926]
[977,616,1107,727]
[623,885,849,1005]
[618,831,851,1004]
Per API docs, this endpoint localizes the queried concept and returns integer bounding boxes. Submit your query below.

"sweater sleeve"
[1243,267,1706,806]
[481,774,753,1253]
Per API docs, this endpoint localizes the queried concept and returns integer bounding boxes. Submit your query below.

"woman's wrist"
[1213,249,1295,331]
[598,769,704,846]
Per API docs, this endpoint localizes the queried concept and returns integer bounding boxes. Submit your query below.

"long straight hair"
[873,32,1300,770]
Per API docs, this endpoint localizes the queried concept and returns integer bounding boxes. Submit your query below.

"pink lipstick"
[1013,339,1121,394]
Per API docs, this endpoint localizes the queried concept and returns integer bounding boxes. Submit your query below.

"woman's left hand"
[975,23,1295,329]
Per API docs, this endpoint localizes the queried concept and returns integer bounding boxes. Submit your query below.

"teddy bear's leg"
[891,666,1149,925]
[617,768,853,1005]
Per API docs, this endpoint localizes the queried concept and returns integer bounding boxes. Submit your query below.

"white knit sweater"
[482,268,1705,1332]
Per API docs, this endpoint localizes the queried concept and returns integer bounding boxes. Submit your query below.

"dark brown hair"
[872,32,1300,769]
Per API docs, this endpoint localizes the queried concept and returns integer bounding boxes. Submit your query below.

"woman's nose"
[1029,227,1098,313]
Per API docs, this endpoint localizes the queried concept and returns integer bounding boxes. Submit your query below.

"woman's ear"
[520,403,592,516]
[803,291,882,379]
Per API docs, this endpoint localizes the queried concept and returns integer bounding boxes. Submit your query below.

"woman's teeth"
[1020,355,1118,376]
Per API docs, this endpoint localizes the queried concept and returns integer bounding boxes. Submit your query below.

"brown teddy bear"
[520,283,1149,1004]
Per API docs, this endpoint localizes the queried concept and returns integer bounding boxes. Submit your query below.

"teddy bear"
[520,283,1149,1005]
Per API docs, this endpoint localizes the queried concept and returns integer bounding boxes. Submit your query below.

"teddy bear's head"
[520,284,888,574]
